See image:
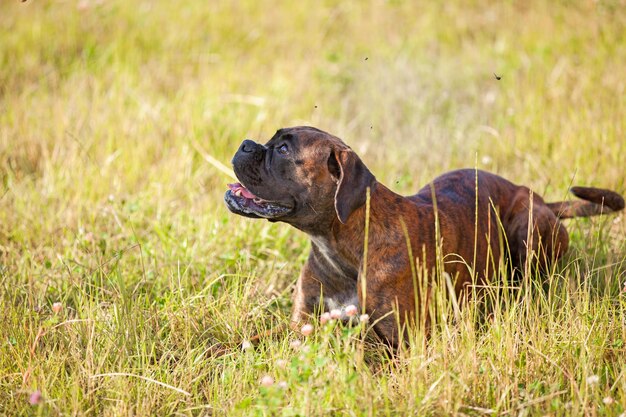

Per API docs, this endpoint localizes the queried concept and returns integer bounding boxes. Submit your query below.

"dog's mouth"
[224,182,293,219]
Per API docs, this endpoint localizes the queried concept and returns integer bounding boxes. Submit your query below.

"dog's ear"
[328,149,376,224]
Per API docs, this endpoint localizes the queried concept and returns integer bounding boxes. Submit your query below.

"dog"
[224,126,624,345]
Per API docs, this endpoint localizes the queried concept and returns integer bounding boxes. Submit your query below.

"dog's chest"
[310,236,357,278]
[310,236,359,312]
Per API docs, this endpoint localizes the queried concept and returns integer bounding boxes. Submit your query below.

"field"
[1,0,626,415]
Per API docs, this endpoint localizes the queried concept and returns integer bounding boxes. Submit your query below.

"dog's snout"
[240,139,258,154]
[233,139,265,166]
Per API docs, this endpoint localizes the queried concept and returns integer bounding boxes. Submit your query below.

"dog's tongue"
[228,183,257,199]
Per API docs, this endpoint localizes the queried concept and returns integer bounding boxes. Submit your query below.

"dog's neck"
[312,184,407,268]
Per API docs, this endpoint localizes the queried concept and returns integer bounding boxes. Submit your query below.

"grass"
[1,0,625,415]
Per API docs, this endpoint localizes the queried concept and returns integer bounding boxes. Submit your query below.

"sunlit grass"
[1,0,625,415]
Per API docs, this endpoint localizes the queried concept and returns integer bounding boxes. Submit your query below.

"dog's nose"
[240,140,258,153]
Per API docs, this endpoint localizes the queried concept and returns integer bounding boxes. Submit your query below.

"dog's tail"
[547,186,625,219]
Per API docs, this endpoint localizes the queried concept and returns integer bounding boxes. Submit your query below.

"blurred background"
[3,1,624,197]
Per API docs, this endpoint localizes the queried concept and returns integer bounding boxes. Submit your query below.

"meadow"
[1,0,625,415]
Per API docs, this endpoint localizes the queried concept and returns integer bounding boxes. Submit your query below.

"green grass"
[1,0,625,415]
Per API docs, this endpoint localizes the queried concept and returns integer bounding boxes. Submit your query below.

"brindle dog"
[224,126,624,345]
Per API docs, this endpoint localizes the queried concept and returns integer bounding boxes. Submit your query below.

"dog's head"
[224,126,376,230]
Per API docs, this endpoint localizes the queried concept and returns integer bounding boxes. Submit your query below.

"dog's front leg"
[290,257,324,329]
[357,264,425,347]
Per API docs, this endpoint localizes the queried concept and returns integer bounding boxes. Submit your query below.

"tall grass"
[1,0,625,415]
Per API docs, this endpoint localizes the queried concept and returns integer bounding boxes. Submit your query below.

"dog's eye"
[277,144,289,155]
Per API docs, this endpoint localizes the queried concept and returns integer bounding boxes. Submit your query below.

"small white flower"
[359,314,370,323]
[330,309,342,319]
[52,302,63,314]
[275,359,287,369]
[586,375,600,385]
[77,0,90,11]
[300,324,314,336]
[260,375,274,387]
[289,339,302,349]
[345,305,358,317]
[320,312,331,324]
[29,390,43,405]
[241,340,252,351]
[277,381,288,389]
[483,91,497,105]
[603,397,614,405]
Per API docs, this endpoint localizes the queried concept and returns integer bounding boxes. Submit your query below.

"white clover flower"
[29,390,42,405]
[320,312,331,324]
[345,305,358,317]
[289,339,302,349]
[260,375,274,387]
[300,324,314,336]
